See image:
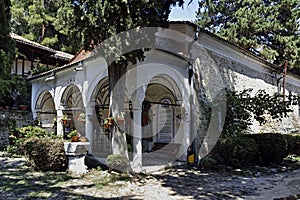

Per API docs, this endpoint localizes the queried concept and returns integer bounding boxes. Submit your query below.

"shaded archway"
[90,77,112,157]
[142,75,183,163]
[35,91,56,132]
[61,85,84,138]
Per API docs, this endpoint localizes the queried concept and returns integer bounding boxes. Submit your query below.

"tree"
[0,0,15,76]
[197,0,300,68]
[65,0,187,162]
[0,0,21,107]
[0,0,32,108]
[10,0,81,54]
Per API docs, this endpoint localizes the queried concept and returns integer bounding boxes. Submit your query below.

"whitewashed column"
[56,109,64,136]
[85,105,94,153]
[132,99,143,173]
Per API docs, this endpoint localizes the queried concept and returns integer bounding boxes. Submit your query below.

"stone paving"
[1,155,300,199]
[149,166,299,199]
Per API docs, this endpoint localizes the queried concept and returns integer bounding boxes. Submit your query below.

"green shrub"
[106,154,129,173]
[7,126,61,156]
[284,134,300,155]
[18,126,59,139]
[217,136,258,167]
[247,133,288,165]
[23,137,67,171]
[7,126,66,171]
[200,157,218,169]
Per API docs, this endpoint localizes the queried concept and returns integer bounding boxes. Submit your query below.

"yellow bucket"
[188,154,194,164]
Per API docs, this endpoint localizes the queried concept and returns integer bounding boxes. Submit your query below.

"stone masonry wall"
[193,47,300,157]
[0,110,32,150]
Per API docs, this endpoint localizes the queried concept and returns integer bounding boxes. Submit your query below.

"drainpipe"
[188,64,196,166]
[282,60,288,101]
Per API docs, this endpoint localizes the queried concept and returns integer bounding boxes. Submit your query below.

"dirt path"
[1,156,300,199]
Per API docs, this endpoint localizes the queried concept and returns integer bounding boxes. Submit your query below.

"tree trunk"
[108,61,129,159]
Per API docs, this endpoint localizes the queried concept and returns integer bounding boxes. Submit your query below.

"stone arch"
[86,69,108,104]
[32,85,54,111]
[88,77,112,157]
[60,84,85,137]
[131,63,188,107]
[90,77,110,106]
[146,74,182,103]
[61,84,84,109]
[141,74,183,153]
[35,90,56,130]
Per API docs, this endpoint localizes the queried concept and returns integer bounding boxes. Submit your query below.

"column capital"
[131,99,143,110]
[85,102,96,119]
[56,109,63,117]
[86,101,96,108]
[130,85,146,110]
[86,106,94,114]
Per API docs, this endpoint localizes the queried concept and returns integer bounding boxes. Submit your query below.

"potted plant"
[68,130,80,142]
[142,112,151,126]
[19,104,27,111]
[104,117,114,128]
[77,112,86,123]
[61,114,70,125]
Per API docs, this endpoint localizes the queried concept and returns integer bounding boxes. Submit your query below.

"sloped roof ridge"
[170,21,279,69]
[10,33,74,60]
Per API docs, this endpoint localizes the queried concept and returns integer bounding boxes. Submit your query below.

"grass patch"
[0,156,133,199]
[0,165,72,198]
[27,190,53,198]
[1,158,132,199]
[93,173,131,189]
[85,169,131,190]
[283,155,300,169]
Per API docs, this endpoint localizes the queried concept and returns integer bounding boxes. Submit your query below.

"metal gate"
[92,105,112,157]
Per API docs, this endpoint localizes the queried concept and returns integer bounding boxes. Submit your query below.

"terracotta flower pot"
[107,119,114,126]
[71,136,79,142]
[20,105,27,111]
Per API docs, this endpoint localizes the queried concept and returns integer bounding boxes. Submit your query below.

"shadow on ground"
[0,157,133,199]
[151,165,261,199]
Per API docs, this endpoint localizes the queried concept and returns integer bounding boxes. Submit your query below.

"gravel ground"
[1,155,300,200]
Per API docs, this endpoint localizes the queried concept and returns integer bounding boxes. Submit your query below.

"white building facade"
[29,22,300,172]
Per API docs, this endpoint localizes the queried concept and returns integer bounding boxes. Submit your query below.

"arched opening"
[61,85,84,138]
[35,91,56,132]
[142,75,183,158]
[90,77,112,157]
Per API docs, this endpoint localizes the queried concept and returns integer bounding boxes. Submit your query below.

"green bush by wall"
[284,134,300,156]
[23,137,67,171]
[247,133,288,165]
[8,126,66,171]
[217,136,258,167]
[212,133,294,168]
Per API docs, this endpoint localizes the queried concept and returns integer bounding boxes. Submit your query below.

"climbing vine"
[223,89,299,136]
